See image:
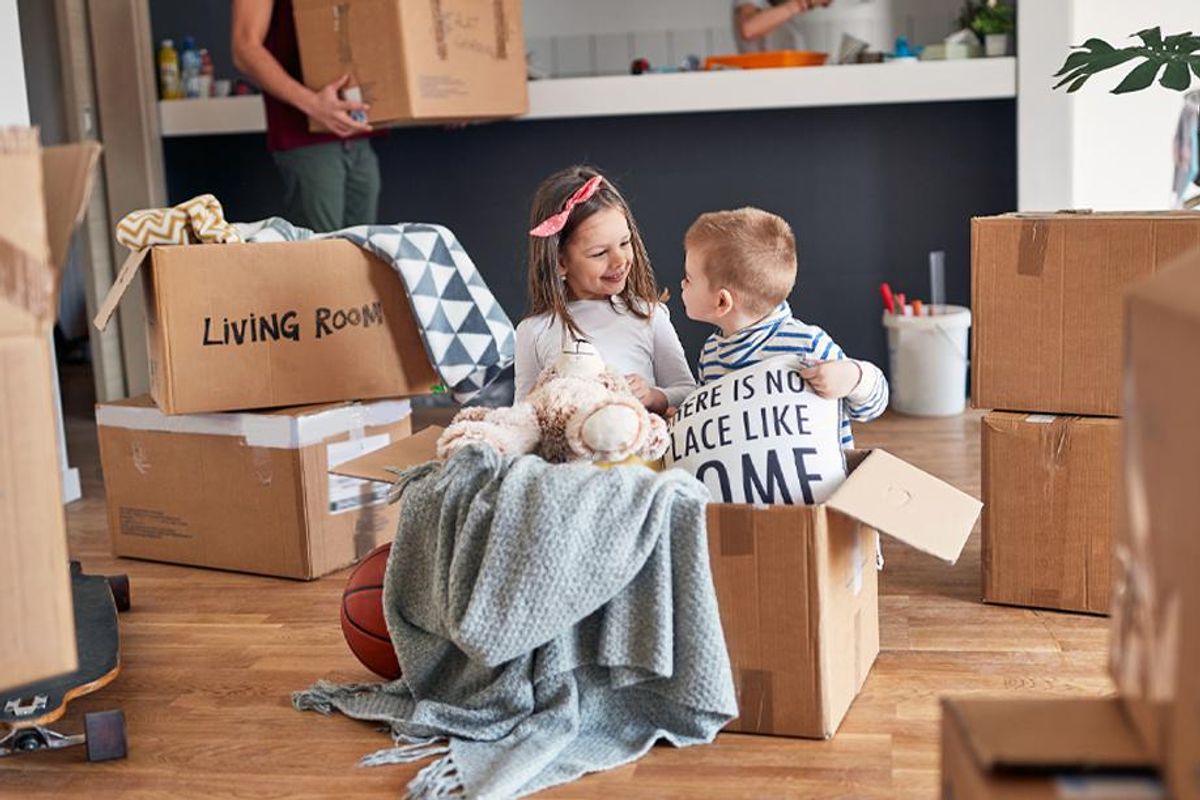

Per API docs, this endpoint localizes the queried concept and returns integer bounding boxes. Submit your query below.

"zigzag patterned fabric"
[235,217,515,404]
[116,194,242,249]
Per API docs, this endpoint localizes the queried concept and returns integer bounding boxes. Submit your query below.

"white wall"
[1,0,30,125]
[1019,0,1196,210]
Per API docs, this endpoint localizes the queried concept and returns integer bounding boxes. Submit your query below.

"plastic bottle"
[198,48,214,98]
[158,39,182,100]
[180,36,202,99]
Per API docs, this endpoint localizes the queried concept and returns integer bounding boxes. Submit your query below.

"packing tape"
[96,399,412,449]
[0,235,54,323]
[717,507,755,557]
[736,669,774,732]
[1017,219,1050,276]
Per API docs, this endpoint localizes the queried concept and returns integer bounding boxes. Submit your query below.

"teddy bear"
[436,340,670,465]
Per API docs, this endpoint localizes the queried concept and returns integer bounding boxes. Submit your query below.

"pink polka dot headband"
[529,175,605,238]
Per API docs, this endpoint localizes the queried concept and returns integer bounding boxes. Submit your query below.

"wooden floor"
[3,367,1113,799]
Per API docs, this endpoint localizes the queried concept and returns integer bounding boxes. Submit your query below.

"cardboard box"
[971,212,1200,416]
[1,130,100,689]
[94,239,439,415]
[97,397,413,579]
[294,0,528,129]
[940,697,1161,799]
[981,412,1118,615]
[335,429,982,739]
[1113,250,1200,797]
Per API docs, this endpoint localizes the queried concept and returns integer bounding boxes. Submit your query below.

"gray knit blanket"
[294,445,737,799]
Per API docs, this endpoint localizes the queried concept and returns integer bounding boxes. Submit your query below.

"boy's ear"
[715,288,735,317]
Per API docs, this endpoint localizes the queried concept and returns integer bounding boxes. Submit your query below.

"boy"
[679,207,888,448]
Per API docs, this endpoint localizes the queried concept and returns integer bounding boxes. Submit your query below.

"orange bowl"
[704,51,828,70]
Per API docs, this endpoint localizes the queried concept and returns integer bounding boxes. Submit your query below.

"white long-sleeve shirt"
[698,302,889,449]
[514,299,697,406]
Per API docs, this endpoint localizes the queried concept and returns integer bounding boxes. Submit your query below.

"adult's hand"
[303,74,372,138]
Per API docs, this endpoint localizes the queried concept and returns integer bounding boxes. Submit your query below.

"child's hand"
[625,374,669,413]
[800,360,862,400]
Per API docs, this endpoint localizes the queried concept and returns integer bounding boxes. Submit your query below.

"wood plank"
[2,367,1112,797]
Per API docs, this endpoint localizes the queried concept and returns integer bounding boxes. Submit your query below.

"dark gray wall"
[163,100,1015,371]
[152,1,1015,372]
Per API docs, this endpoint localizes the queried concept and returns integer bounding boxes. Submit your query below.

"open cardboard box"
[1,130,101,689]
[93,239,440,415]
[1113,247,1200,797]
[333,426,982,739]
[940,696,1161,799]
[294,0,529,131]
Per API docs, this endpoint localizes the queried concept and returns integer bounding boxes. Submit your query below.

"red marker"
[880,283,895,314]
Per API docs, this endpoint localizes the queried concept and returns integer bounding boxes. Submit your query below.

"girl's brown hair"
[526,165,659,340]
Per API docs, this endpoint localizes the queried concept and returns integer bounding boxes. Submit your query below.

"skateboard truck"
[0,710,126,761]
[4,695,48,717]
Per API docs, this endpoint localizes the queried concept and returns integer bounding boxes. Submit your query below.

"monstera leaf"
[1055,27,1200,94]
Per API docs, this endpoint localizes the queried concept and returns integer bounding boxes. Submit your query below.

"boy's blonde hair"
[685,208,796,315]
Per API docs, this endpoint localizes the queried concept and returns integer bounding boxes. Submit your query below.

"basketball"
[340,543,400,680]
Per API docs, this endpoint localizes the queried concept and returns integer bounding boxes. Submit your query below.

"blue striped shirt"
[697,302,889,448]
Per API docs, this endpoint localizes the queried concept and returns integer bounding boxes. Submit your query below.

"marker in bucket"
[912,299,924,317]
[929,251,945,315]
[880,283,896,314]
[895,293,906,314]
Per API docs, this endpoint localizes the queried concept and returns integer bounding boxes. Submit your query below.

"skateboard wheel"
[84,710,127,762]
[106,575,131,612]
[15,730,44,752]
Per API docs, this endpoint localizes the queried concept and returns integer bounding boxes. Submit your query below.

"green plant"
[958,1,1014,38]
[1054,27,1200,93]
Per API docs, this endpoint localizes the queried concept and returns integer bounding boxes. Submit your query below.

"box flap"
[826,450,980,563]
[93,247,149,331]
[331,425,443,482]
[946,697,1152,772]
[42,143,101,275]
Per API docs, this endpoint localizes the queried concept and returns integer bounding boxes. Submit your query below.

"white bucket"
[882,304,971,417]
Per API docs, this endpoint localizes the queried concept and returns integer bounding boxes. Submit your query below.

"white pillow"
[666,354,848,505]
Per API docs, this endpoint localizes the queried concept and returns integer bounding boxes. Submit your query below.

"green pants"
[272,138,381,232]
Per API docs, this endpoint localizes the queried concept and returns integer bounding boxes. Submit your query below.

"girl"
[515,166,695,413]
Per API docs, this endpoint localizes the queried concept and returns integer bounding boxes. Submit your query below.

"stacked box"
[97,397,413,579]
[971,212,1200,614]
[92,228,462,576]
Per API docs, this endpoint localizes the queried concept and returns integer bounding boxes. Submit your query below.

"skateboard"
[0,561,129,762]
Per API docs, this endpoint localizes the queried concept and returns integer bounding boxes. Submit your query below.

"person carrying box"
[232,0,381,232]
[733,0,833,53]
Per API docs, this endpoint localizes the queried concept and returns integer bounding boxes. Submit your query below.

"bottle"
[198,48,214,98]
[158,39,182,100]
[180,36,202,99]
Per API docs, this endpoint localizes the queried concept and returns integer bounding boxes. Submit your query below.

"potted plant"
[1054,28,1200,208]
[959,1,1015,57]
[1053,28,1200,94]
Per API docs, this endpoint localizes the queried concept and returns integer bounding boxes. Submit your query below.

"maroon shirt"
[263,0,365,151]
